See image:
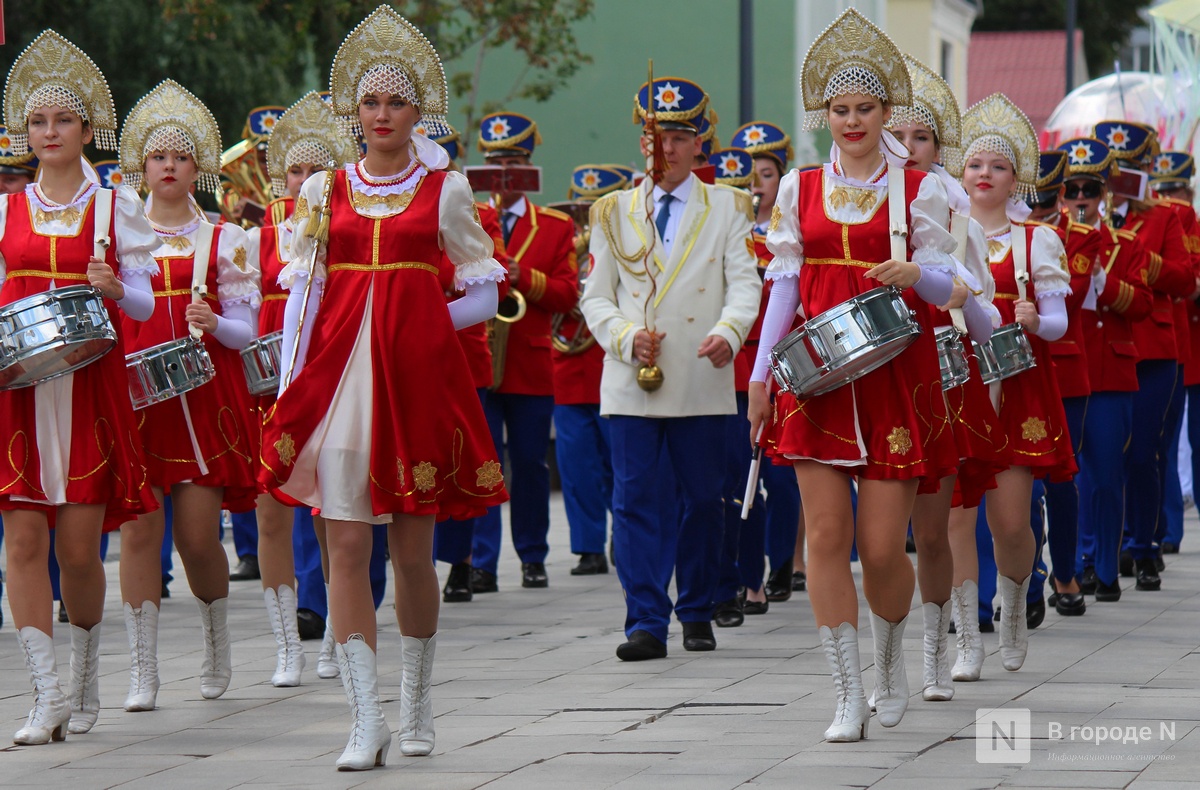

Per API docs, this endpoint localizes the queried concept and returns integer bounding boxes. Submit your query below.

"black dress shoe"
[1026,597,1046,630]
[570,553,608,576]
[58,601,68,623]
[791,571,807,592]
[713,597,744,628]
[1119,549,1135,578]
[230,555,260,581]
[1047,591,1059,608]
[979,617,994,633]
[765,560,793,602]
[616,629,667,661]
[296,608,325,640]
[1055,592,1086,616]
[1095,578,1122,602]
[521,562,548,588]
[471,567,498,593]
[443,562,473,603]
[905,533,917,553]
[743,598,769,616]
[1080,566,1098,595]
[1162,542,1180,555]
[1135,558,1161,591]
[682,621,717,651]
[1154,549,1165,573]
[161,577,171,599]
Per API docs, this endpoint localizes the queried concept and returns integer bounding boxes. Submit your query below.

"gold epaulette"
[1116,229,1137,242]
[1159,196,1191,208]
[712,182,754,222]
[1027,219,1057,230]
[590,192,618,229]
[1068,221,1094,235]
[536,205,574,224]
[267,196,291,227]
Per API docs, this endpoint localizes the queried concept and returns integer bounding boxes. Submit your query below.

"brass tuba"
[547,199,596,356]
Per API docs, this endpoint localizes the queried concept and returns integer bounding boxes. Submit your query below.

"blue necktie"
[502,211,517,244]
[655,193,674,242]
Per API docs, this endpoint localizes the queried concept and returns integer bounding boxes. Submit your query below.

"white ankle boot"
[196,598,232,699]
[123,601,160,712]
[951,580,984,681]
[265,586,305,687]
[997,575,1031,671]
[818,622,868,742]
[869,612,909,728]
[921,601,954,701]
[317,585,339,680]
[13,627,71,745]
[67,622,101,734]
[399,633,436,756]
[335,635,391,771]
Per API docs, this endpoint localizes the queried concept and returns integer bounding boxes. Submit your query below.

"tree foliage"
[1,1,593,161]
[972,0,1154,76]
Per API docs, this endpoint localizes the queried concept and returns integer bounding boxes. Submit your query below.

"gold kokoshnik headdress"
[889,54,961,150]
[267,91,361,198]
[3,30,118,155]
[120,79,222,194]
[959,92,1040,201]
[800,8,912,131]
[329,5,450,141]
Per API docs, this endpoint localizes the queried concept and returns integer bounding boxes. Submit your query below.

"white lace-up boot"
[951,580,984,681]
[196,598,232,699]
[818,622,868,742]
[13,627,71,745]
[334,634,391,770]
[123,601,160,711]
[66,622,101,733]
[398,633,436,756]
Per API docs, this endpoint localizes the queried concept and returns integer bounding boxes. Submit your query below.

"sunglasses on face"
[1064,181,1102,199]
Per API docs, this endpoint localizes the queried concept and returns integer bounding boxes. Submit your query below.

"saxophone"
[488,193,527,390]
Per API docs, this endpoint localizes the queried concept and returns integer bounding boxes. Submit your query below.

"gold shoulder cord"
[597,195,649,278]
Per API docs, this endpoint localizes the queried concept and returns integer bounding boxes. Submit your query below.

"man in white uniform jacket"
[581,75,761,660]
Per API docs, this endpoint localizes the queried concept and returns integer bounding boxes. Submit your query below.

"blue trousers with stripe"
[1124,360,1178,560]
[554,403,613,555]
[1078,391,1134,585]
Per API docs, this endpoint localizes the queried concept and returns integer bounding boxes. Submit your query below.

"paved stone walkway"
[1,497,1198,788]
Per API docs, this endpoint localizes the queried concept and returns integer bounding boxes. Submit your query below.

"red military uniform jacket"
[1158,196,1200,369]
[1082,226,1154,392]
[734,230,773,393]
[497,196,578,396]
[439,202,510,390]
[1045,214,1103,398]
[1123,201,1192,361]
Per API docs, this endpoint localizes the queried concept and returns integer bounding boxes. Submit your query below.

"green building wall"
[443,0,803,201]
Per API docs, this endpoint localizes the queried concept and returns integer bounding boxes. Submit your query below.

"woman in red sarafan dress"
[748,9,961,743]
[955,93,1076,683]
[244,91,361,689]
[257,6,507,771]
[115,79,260,713]
[885,52,1006,706]
[0,30,159,744]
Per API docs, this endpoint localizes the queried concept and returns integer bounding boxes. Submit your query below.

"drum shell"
[769,286,921,398]
[240,330,282,396]
[973,323,1036,384]
[126,337,215,410]
[935,326,970,391]
[0,285,116,390]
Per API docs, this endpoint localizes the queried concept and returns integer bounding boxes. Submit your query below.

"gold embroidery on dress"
[1058,251,1069,274]
[886,426,912,455]
[35,206,82,227]
[829,185,877,213]
[1021,417,1047,442]
[163,235,191,252]
[768,204,782,232]
[351,188,415,215]
[412,461,437,492]
[275,433,296,466]
[476,460,503,489]
[472,203,482,227]
[987,238,1009,260]
[293,195,310,222]
[233,246,248,271]
[396,458,405,481]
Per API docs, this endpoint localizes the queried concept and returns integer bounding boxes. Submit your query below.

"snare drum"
[935,326,970,391]
[240,331,283,396]
[973,323,1036,384]
[0,285,116,390]
[127,336,215,410]
[769,286,921,398]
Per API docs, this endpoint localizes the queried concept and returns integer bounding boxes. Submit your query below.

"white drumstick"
[190,284,207,340]
[741,423,766,520]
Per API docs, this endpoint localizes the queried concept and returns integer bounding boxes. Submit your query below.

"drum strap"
[947,212,969,334]
[887,163,907,263]
[189,223,216,339]
[93,188,114,259]
[1011,222,1030,302]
